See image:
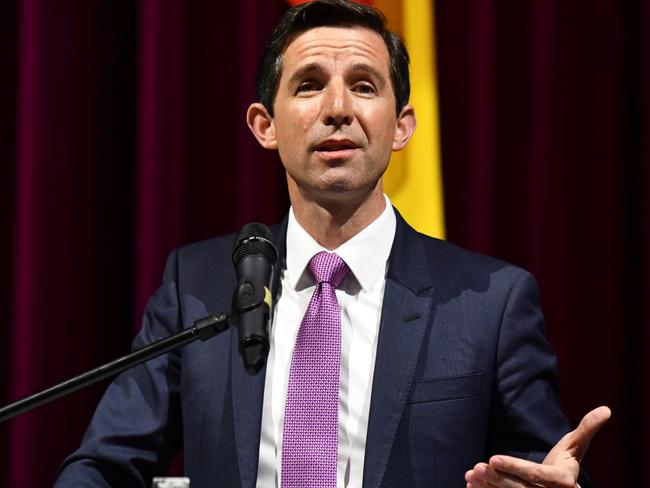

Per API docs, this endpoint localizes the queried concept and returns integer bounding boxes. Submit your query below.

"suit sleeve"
[488,270,592,487]
[54,251,184,487]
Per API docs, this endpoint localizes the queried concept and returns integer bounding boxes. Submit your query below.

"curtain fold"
[437,1,649,485]
[1,1,288,485]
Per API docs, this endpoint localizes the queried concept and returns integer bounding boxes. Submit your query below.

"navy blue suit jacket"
[55,211,577,487]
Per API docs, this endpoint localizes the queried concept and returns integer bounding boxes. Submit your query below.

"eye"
[296,80,321,93]
[353,82,376,95]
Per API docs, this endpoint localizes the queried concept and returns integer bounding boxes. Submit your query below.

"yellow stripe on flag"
[379,0,446,239]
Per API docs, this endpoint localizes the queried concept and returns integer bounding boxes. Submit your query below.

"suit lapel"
[231,218,288,488]
[231,339,266,488]
[363,211,435,488]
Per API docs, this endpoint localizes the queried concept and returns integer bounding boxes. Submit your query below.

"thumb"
[564,406,611,461]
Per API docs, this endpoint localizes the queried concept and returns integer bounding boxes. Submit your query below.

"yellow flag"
[377,0,446,239]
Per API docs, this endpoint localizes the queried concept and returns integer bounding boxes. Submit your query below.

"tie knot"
[309,251,349,288]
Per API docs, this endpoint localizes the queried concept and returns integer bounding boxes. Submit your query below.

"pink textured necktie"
[281,251,349,488]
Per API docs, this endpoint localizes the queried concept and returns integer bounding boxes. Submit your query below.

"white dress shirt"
[256,195,396,488]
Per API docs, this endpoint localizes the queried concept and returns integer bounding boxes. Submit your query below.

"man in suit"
[55,1,609,487]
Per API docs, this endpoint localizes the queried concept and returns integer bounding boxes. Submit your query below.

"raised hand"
[465,406,611,488]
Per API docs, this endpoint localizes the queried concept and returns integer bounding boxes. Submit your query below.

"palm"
[534,433,582,487]
[465,406,611,488]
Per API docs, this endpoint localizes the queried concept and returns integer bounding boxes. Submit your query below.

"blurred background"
[0,0,648,486]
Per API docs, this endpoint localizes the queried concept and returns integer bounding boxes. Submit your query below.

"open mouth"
[314,139,360,159]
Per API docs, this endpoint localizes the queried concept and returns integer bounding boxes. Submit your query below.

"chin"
[316,181,379,202]
[320,177,370,194]
[325,181,352,192]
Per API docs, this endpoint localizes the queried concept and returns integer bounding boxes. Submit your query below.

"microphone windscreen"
[232,222,278,266]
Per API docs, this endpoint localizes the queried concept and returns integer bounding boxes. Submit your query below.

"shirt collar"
[285,194,396,292]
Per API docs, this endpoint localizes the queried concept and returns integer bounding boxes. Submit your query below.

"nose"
[323,80,353,127]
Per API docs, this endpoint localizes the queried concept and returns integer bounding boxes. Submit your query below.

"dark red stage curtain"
[0,1,288,486]
[436,1,650,486]
[0,1,648,487]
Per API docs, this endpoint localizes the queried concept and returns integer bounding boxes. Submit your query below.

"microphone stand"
[0,313,229,423]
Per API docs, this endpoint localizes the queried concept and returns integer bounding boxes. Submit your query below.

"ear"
[392,104,416,151]
[246,102,277,150]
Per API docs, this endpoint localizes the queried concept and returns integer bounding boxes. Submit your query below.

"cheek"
[371,120,399,153]
[360,105,397,141]
[276,108,316,146]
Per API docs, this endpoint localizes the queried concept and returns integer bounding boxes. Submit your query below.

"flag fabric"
[376,0,445,239]
[286,0,446,239]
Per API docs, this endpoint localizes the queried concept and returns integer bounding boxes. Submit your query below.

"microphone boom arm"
[0,313,229,424]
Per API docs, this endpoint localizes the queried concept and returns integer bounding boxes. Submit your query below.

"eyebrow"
[348,63,387,89]
[286,62,388,89]
[287,63,325,87]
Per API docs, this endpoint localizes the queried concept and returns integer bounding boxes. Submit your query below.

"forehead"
[281,26,390,75]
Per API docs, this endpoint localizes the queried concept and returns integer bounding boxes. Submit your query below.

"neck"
[288,182,386,250]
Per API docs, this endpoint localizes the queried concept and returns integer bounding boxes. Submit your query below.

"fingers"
[568,406,611,460]
[466,462,541,488]
[488,456,576,488]
[466,406,611,487]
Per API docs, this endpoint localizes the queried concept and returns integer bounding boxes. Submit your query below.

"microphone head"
[232,222,278,267]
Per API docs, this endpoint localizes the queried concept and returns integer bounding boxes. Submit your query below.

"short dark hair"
[256,0,410,116]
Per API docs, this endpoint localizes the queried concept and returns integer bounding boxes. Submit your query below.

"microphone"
[231,222,278,374]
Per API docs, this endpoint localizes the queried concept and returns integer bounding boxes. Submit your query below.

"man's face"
[257,26,414,205]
